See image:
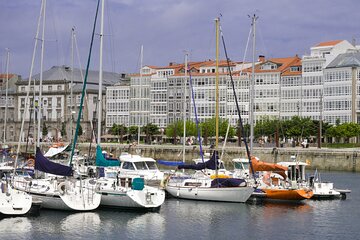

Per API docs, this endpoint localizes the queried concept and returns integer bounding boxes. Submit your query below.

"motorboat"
[118,153,164,186]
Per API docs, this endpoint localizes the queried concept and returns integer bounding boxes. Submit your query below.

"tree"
[42,122,48,138]
[109,124,127,143]
[128,126,138,141]
[254,116,278,140]
[165,121,182,144]
[200,117,234,145]
[61,122,67,138]
[142,123,159,144]
[78,124,83,136]
[326,122,360,143]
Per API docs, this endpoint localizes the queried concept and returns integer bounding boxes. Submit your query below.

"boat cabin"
[118,153,164,181]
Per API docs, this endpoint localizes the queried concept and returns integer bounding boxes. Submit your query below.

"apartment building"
[15,65,121,141]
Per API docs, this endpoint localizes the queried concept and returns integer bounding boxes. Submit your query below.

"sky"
[1,0,360,78]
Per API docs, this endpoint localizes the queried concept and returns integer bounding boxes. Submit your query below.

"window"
[20,98,25,108]
[57,97,61,107]
[122,162,135,170]
[134,162,148,170]
[48,86,52,91]
[57,85,62,90]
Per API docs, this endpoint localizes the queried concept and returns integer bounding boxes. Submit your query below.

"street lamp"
[160,128,164,144]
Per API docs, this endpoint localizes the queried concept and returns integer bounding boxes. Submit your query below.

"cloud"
[1,0,360,77]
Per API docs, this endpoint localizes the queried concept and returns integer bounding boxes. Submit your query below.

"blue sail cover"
[178,150,219,170]
[35,147,73,176]
[211,178,247,188]
[157,160,185,166]
[95,145,120,167]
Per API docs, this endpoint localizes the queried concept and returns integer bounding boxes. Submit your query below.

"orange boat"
[250,156,314,201]
[262,188,313,200]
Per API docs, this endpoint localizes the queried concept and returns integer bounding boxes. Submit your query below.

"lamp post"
[160,128,164,145]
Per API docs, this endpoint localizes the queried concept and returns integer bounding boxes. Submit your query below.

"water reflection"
[60,212,101,238]
[126,213,165,239]
[0,217,32,237]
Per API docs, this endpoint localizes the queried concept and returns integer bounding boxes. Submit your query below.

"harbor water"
[1,171,359,240]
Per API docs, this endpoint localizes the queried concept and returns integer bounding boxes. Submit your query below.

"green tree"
[109,124,127,143]
[61,122,67,138]
[165,121,183,144]
[42,122,48,138]
[327,122,360,143]
[254,116,278,139]
[128,126,138,141]
[142,123,159,144]
[78,124,83,136]
[199,117,234,145]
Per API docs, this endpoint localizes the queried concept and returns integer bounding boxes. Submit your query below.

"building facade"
[12,65,121,142]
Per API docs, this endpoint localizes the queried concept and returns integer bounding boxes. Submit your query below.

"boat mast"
[14,0,44,173]
[183,52,188,163]
[70,27,75,142]
[97,0,105,145]
[36,0,46,147]
[137,45,143,145]
[249,14,257,154]
[215,17,220,149]
[3,48,10,143]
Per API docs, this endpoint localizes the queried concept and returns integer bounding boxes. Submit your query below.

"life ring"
[27,158,35,167]
[57,182,69,195]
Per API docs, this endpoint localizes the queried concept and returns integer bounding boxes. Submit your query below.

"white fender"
[57,182,69,195]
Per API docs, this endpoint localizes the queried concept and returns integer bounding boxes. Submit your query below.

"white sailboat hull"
[13,177,101,211]
[166,185,254,203]
[97,185,165,210]
[0,183,32,216]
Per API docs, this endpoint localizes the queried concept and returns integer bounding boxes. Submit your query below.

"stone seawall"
[17,142,359,172]
[72,143,359,172]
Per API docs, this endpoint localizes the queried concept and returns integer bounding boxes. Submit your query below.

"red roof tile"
[315,40,343,47]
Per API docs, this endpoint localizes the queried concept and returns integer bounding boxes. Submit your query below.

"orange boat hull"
[263,189,313,200]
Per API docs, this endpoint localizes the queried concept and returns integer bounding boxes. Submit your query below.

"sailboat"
[91,0,165,210]
[250,156,313,200]
[0,49,33,217]
[13,0,101,211]
[165,17,254,203]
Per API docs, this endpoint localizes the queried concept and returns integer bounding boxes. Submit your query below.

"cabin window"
[122,162,135,170]
[134,162,148,170]
[146,161,158,170]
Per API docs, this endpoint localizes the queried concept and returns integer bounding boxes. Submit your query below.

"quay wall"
[75,143,360,172]
[16,143,359,172]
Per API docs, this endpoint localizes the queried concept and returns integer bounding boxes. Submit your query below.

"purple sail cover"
[35,147,73,176]
[178,150,219,170]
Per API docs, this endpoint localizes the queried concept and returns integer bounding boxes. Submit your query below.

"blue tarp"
[35,147,73,176]
[157,160,185,166]
[95,145,120,167]
[178,150,219,170]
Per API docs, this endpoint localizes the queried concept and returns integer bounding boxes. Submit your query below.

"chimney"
[258,55,265,62]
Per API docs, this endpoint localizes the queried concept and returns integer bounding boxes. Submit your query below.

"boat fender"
[27,158,35,167]
[160,175,171,188]
[58,182,69,195]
